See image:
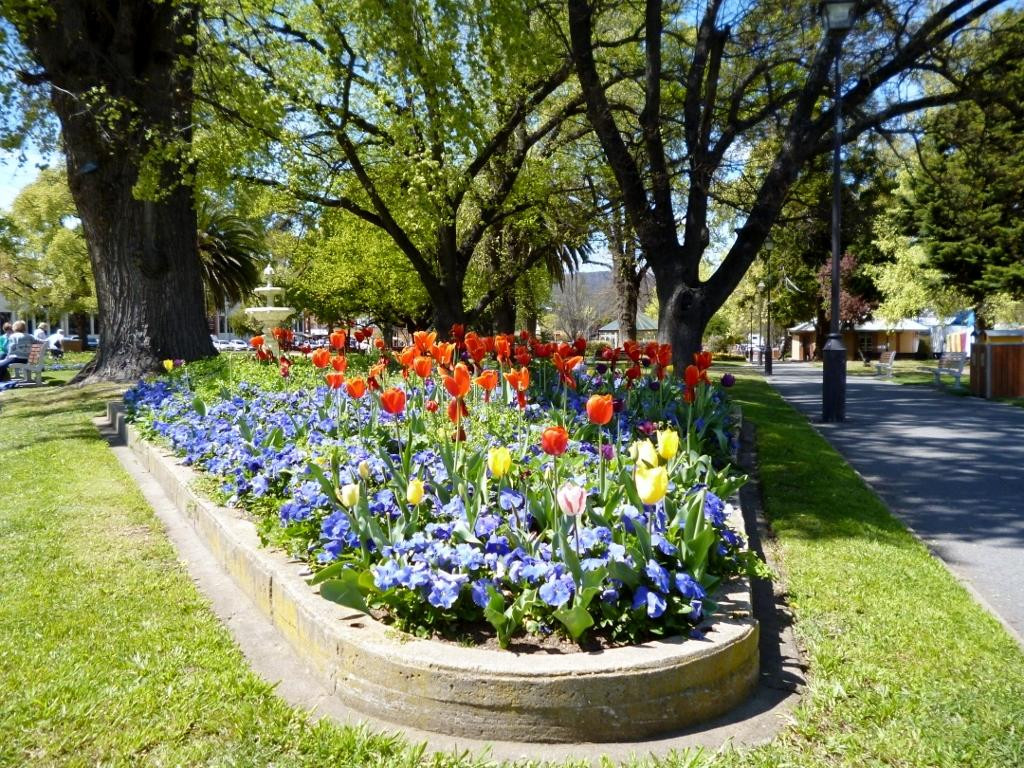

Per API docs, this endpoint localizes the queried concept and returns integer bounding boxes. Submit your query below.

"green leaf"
[192,396,207,418]
[309,560,347,586]
[554,603,594,640]
[319,571,369,613]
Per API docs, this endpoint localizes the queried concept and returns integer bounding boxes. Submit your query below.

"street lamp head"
[820,0,856,32]
[764,236,774,253]
[757,280,766,292]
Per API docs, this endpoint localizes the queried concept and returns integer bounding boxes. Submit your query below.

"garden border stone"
[107,400,761,744]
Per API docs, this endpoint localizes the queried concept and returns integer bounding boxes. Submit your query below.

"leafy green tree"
[566,0,1008,369]
[283,213,432,331]
[1,0,215,380]
[0,167,95,336]
[199,0,595,333]
[905,10,1024,331]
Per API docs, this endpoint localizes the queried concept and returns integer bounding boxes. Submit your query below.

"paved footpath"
[763,362,1024,643]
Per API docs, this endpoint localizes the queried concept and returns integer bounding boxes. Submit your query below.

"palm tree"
[196,201,264,307]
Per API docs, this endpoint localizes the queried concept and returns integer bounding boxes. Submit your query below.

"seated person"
[0,321,35,381]
[33,322,49,342]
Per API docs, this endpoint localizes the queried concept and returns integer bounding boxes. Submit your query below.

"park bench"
[924,351,968,387]
[10,342,48,386]
[874,350,897,378]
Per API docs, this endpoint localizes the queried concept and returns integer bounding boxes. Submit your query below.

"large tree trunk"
[24,1,213,382]
[612,235,640,342]
[653,260,709,369]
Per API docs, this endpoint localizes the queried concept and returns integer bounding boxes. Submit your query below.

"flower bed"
[128,330,758,649]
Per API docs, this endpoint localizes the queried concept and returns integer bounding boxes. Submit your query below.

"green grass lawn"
[1,379,1022,767]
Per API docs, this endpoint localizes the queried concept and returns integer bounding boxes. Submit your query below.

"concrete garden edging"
[109,402,759,743]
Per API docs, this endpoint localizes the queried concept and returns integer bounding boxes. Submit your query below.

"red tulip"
[447,397,469,423]
[573,336,587,355]
[331,355,348,373]
[694,350,713,371]
[380,388,407,415]
[330,330,347,350]
[586,394,614,426]
[425,399,439,413]
[250,336,264,348]
[684,364,701,389]
[326,372,345,389]
[311,348,331,369]
[540,425,569,456]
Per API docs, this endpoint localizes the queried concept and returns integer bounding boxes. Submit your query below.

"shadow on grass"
[731,378,917,550]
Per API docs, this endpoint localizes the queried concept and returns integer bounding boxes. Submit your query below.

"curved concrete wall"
[112,402,759,743]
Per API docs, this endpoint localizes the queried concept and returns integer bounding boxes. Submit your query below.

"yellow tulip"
[635,465,668,505]
[632,439,659,468]
[340,483,360,508]
[406,477,425,505]
[357,460,371,480]
[162,359,174,373]
[657,429,679,461]
[487,446,512,478]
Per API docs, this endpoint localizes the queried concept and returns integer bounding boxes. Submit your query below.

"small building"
[593,313,658,347]
[788,318,929,362]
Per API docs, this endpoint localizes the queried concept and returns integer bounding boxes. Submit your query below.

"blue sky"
[0,149,51,210]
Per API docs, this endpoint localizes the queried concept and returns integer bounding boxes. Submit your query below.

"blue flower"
[645,559,670,592]
[674,572,706,600]
[471,579,496,608]
[703,491,726,526]
[539,573,575,607]
[426,571,467,609]
[498,488,525,512]
[632,586,667,618]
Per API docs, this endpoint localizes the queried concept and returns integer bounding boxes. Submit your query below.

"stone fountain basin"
[111,402,760,744]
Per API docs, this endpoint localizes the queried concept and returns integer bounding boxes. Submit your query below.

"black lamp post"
[821,0,856,422]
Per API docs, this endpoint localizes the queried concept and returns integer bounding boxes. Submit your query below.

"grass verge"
[1,381,1022,767]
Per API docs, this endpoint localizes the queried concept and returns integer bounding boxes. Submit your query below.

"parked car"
[227,339,249,352]
[86,334,100,349]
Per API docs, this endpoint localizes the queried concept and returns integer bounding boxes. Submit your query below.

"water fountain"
[245,264,294,357]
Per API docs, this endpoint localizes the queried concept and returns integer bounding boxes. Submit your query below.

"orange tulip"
[504,366,530,410]
[694,350,713,371]
[250,336,265,348]
[398,345,417,369]
[413,355,433,378]
[494,335,511,364]
[330,330,347,350]
[464,333,487,364]
[331,355,348,373]
[585,394,614,425]
[380,388,407,415]
[443,362,471,399]
[311,348,331,368]
[431,341,456,366]
[552,352,584,389]
[413,330,437,354]
[326,372,345,390]
[474,369,498,401]
[346,378,367,399]
[540,425,569,456]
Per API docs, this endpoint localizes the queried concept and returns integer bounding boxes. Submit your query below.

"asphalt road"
[762,362,1024,643]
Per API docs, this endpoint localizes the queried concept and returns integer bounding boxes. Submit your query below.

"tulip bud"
[487,447,512,478]
[357,460,370,480]
[406,478,425,505]
[339,483,360,508]
[556,482,587,517]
